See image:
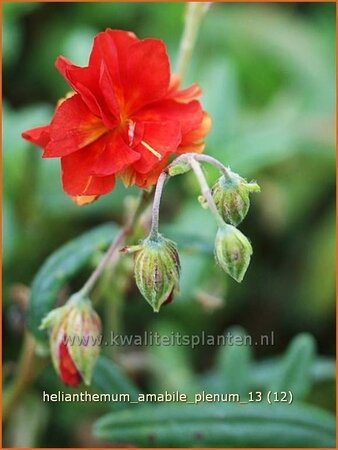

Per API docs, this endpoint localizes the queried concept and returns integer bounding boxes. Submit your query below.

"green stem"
[189,157,224,228]
[176,2,210,80]
[78,228,126,298]
[170,152,231,178]
[193,153,231,179]
[149,172,168,238]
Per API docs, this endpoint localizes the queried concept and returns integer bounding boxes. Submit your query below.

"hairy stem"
[149,172,168,238]
[79,228,126,297]
[193,154,231,179]
[189,157,224,228]
[176,2,210,80]
[150,153,227,235]
[169,152,231,178]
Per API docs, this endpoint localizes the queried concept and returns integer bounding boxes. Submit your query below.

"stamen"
[83,176,93,193]
[128,120,136,146]
[141,140,162,160]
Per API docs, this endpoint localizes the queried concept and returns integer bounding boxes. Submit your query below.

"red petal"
[56,56,117,128]
[55,30,137,125]
[56,57,101,116]
[92,29,137,111]
[58,129,140,180]
[178,111,212,154]
[135,99,203,136]
[90,29,137,73]
[124,39,170,114]
[61,153,115,196]
[90,131,140,176]
[22,125,50,148]
[167,75,202,103]
[136,157,169,188]
[43,94,107,158]
[119,158,169,188]
[170,83,202,103]
[132,121,181,174]
[59,341,82,387]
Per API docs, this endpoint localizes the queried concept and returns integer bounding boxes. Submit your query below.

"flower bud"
[214,224,252,282]
[212,172,260,226]
[134,233,180,312]
[40,294,101,387]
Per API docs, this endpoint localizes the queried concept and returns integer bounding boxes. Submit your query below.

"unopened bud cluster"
[126,159,259,312]
[39,155,260,390]
[212,170,260,282]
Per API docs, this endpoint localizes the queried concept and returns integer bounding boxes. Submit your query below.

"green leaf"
[92,356,140,406]
[269,333,316,400]
[253,356,335,389]
[94,402,335,447]
[216,326,253,395]
[27,223,118,343]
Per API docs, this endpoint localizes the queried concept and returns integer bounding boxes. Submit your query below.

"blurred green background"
[3,2,335,448]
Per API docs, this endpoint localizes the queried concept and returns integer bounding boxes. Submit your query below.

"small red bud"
[40,294,101,387]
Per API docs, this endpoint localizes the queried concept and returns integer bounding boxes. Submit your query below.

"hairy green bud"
[214,224,253,283]
[212,172,260,226]
[134,233,181,312]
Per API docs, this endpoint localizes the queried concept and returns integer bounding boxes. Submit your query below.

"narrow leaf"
[94,402,335,448]
[269,333,316,400]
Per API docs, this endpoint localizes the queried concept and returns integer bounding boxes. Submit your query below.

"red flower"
[22,29,211,205]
